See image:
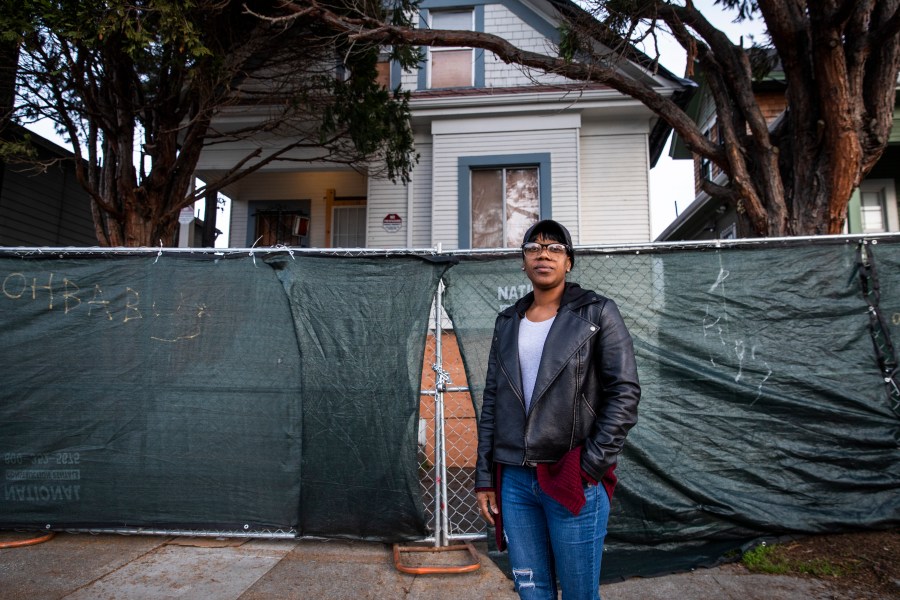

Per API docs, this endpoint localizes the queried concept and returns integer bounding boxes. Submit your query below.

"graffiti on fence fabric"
[1,271,208,343]
[703,265,773,404]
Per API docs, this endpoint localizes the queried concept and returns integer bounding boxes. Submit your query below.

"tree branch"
[268,0,719,160]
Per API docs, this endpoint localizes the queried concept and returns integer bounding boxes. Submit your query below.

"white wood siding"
[580,133,651,243]
[366,177,406,248]
[230,199,248,247]
[413,142,433,247]
[365,142,432,248]
[432,126,579,249]
[482,4,572,87]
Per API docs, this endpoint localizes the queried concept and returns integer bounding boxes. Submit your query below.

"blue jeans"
[501,465,610,600]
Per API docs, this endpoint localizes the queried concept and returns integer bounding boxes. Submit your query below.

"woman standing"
[475,219,641,600]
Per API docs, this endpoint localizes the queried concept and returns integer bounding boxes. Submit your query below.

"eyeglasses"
[522,242,568,256]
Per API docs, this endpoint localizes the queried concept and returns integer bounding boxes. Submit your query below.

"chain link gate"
[393,280,484,573]
[419,281,483,545]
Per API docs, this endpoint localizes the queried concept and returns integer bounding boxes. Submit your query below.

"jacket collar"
[495,282,601,411]
[501,282,596,319]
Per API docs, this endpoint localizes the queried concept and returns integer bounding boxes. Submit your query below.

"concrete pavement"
[0,531,834,599]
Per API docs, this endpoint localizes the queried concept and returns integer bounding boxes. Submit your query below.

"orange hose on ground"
[0,532,56,548]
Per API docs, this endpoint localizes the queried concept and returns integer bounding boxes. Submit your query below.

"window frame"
[457,153,552,249]
[719,222,737,240]
[331,204,367,248]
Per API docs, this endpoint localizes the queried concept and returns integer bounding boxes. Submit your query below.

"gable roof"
[414,0,696,166]
[548,0,697,165]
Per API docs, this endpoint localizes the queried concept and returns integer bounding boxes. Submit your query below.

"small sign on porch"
[382,213,403,233]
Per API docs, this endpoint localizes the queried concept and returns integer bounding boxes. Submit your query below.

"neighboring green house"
[657,70,900,241]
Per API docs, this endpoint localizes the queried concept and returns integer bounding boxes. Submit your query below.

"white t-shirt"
[518,315,555,414]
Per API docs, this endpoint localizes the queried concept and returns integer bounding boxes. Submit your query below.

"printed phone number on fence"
[4,452,81,466]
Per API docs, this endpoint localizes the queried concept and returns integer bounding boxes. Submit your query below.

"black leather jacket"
[475,282,641,489]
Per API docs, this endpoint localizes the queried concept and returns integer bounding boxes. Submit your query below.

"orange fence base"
[392,542,482,575]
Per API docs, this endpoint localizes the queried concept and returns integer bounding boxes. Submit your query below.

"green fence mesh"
[0,238,898,579]
[0,254,446,540]
[444,239,900,578]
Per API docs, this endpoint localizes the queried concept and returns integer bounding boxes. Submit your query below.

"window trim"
[457,153,552,249]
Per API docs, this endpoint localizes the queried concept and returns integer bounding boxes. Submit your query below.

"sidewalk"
[0,532,834,599]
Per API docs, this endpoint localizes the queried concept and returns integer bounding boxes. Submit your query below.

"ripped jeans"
[501,465,610,600]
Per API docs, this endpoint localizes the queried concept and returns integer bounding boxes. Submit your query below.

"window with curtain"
[332,206,366,247]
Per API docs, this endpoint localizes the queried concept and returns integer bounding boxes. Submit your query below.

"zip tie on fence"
[248,236,265,267]
[154,240,163,264]
[274,244,296,260]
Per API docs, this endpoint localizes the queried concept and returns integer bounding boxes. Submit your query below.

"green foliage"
[7,0,421,245]
[0,137,38,162]
[320,40,416,183]
[747,45,779,82]
[743,542,851,578]
[714,0,760,22]
[558,23,582,62]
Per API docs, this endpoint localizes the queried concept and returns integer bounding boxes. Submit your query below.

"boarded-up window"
[471,167,539,248]
[430,11,473,88]
[375,59,391,89]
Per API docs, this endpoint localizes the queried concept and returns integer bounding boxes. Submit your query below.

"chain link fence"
[3,234,898,549]
[417,234,900,547]
[419,285,483,545]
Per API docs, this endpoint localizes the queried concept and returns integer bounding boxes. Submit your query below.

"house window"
[861,188,888,233]
[471,167,539,248]
[720,223,737,239]
[700,156,712,182]
[700,123,723,182]
[332,205,366,247]
[429,10,474,88]
[255,210,309,246]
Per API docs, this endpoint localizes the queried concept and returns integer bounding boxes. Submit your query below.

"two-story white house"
[192,0,692,249]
